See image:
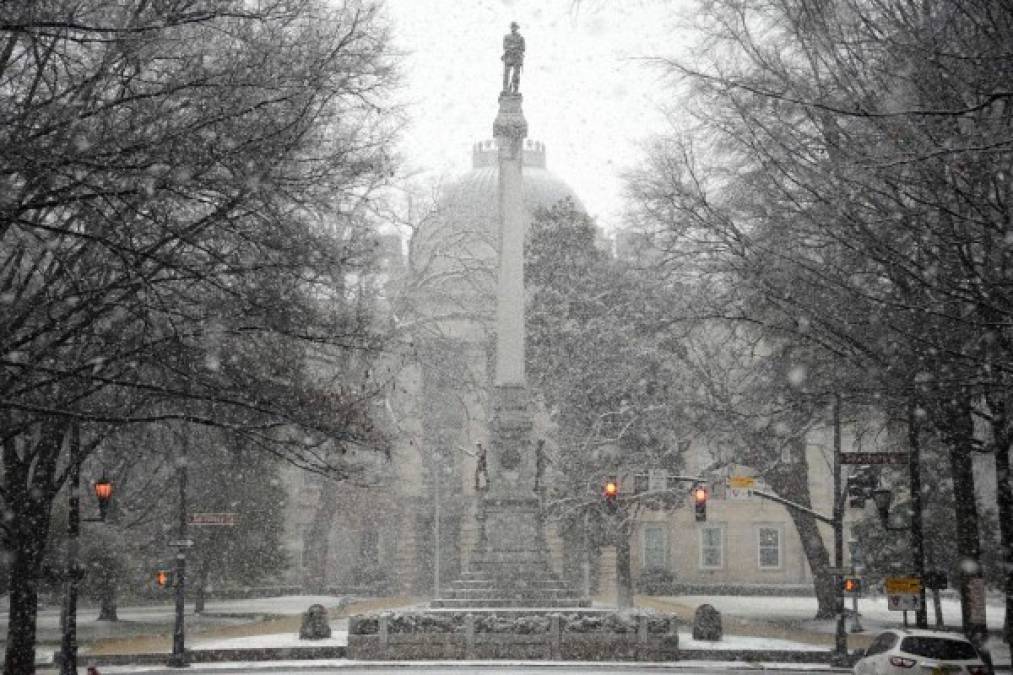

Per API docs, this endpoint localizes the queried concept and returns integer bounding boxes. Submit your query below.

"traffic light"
[604,478,618,512]
[154,568,172,589]
[841,576,862,595]
[846,466,877,508]
[693,483,707,521]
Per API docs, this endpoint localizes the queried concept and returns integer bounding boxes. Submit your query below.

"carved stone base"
[487,384,535,499]
[432,384,584,608]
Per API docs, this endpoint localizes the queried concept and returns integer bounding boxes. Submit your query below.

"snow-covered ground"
[667,593,1009,665]
[0,594,348,634]
[669,594,1006,631]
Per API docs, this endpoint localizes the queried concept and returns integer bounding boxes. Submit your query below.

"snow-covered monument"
[278,78,586,601]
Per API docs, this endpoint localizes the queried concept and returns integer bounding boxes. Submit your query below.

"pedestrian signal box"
[841,576,862,595]
[154,569,172,589]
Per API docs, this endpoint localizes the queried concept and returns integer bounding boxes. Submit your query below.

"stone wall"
[347,610,679,661]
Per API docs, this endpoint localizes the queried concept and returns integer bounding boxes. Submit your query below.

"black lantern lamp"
[872,487,893,521]
[93,474,113,521]
[872,487,908,531]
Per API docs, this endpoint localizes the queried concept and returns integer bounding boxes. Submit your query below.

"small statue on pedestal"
[501,22,525,94]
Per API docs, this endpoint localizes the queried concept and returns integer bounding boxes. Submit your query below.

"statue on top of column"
[501,22,524,94]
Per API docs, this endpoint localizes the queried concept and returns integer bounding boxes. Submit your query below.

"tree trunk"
[97,581,118,621]
[3,427,61,675]
[990,410,1012,650]
[766,453,835,618]
[4,536,45,675]
[195,557,210,614]
[615,522,633,609]
[302,478,338,593]
[938,397,986,642]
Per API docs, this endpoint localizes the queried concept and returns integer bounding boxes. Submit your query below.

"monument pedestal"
[433,385,586,608]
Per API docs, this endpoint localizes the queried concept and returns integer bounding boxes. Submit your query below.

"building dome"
[438,140,585,236]
[409,139,584,342]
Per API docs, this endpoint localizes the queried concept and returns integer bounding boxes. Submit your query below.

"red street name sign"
[840,452,908,465]
[188,512,237,526]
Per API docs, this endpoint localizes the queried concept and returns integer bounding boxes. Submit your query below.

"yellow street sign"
[728,476,756,489]
[885,576,922,594]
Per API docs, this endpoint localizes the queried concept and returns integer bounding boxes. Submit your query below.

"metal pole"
[908,403,928,628]
[582,510,591,598]
[850,592,863,633]
[59,424,81,675]
[168,436,188,668]
[833,394,848,662]
[433,475,440,598]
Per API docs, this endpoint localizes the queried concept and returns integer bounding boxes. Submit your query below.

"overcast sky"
[384,0,694,231]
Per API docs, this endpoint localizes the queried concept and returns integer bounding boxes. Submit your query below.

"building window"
[633,473,649,495]
[757,526,782,569]
[699,526,723,569]
[642,524,668,570]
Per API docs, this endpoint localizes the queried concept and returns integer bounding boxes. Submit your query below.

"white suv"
[853,628,988,674]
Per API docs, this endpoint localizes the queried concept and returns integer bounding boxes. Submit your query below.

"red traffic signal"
[604,479,619,511]
[693,484,707,521]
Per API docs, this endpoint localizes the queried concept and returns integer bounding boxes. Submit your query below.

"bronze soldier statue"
[501,22,525,94]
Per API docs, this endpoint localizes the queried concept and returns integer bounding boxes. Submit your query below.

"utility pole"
[833,394,847,663]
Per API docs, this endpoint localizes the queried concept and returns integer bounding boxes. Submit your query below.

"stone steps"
[446,587,576,599]
[430,597,591,609]
[451,571,563,583]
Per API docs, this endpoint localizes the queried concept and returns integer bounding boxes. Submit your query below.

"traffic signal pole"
[907,403,928,628]
[168,434,188,668]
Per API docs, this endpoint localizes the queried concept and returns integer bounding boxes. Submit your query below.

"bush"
[636,567,676,595]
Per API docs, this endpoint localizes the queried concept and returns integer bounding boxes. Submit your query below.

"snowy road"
[80,664,849,674]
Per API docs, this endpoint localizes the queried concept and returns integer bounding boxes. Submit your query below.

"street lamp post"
[59,424,114,675]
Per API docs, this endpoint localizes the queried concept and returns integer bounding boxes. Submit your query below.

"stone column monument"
[433,23,584,609]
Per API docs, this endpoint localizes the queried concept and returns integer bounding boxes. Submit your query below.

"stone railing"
[347,609,679,661]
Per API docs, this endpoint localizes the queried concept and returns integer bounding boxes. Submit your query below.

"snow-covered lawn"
[0,594,348,632]
[193,629,349,650]
[668,594,1007,632]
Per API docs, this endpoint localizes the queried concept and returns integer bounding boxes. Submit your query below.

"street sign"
[188,512,237,526]
[885,576,922,594]
[888,593,922,611]
[727,475,758,500]
[886,576,922,612]
[826,567,850,576]
[839,452,908,465]
[168,539,195,548]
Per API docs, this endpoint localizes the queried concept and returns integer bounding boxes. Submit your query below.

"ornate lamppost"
[60,442,114,675]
